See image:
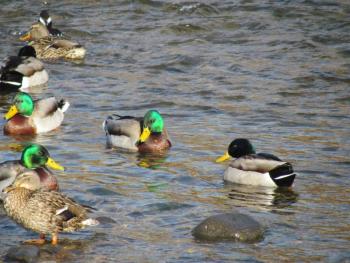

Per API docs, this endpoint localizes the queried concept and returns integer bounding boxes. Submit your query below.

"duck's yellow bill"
[19,32,31,41]
[46,157,65,171]
[215,151,231,163]
[139,127,151,143]
[3,185,15,193]
[4,105,18,120]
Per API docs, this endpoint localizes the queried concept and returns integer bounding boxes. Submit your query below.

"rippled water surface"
[0,0,349,262]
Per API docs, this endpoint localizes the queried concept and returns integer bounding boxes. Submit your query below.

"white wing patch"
[82,218,99,226]
[56,205,69,215]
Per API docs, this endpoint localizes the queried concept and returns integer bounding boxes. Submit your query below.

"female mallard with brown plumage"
[19,22,86,60]
[0,144,64,200]
[4,92,69,135]
[3,172,99,245]
[103,110,171,153]
[216,138,296,187]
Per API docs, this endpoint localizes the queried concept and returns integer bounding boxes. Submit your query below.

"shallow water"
[0,0,349,262]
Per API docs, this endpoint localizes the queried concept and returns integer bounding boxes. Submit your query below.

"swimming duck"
[19,22,86,60]
[3,172,99,245]
[0,45,48,91]
[216,138,296,187]
[4,92,69,135]
[0,143,64,200]
[103,110,171,153]
[38,10,62,36]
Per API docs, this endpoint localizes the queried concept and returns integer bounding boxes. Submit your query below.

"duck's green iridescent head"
[20,144,65,171]
[4,92,34,120]
[216,138,256,162]
[139,110,164,142]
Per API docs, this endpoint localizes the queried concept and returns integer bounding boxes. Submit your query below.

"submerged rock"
[192,213,264,242]
[5,245,40,263]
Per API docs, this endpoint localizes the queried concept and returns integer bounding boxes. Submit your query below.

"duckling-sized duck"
[19,22,85,60]
[3,172,99,245]
[4,92,69,135]
[103,110,171,153]
[38,10,62,36]
[0,143,64,199]
[216,138,296,187]
[0,45,48,91]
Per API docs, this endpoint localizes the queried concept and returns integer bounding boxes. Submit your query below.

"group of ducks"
[0,11,296,246]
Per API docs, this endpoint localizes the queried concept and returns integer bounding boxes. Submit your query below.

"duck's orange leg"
[51,233,58,245]
[23,233,46,245]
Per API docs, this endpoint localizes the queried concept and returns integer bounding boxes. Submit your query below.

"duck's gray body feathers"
[103,115,143,151]
[225,154,296,187]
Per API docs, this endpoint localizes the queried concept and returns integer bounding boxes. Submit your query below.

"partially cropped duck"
[3,172,99,245]
[38,10,62,36]
[19,22,85,60]
[103,110,171,153]
[3,92,69,135]
[216,138,296,187]
[0,143,63,200]
[0,45,48,91]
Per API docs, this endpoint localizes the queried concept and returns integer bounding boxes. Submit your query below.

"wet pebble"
[5,245,40,263]
[192,213,264,242]
[95,216,117,224]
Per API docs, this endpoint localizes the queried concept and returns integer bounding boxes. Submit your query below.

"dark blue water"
[0,1,349,261]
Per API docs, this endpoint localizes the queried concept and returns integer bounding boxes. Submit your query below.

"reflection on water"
[225,183,298,212]
[137,152,169,169]
[0,0,349,261]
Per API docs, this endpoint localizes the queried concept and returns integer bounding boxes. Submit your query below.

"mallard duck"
[38,10,62,36]
[4,91,69,135]
[0,143,64,200]
[216,138,296,187]
[103,110,172,153]
[19,22,85,60]
[0,45,48,91]
[3,172,99,245]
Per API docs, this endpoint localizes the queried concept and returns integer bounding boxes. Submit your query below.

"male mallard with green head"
[103,110,171,153]
[3,172,98,245]
[216,138,296,187]
[0,144,64,200]
[4,92,69,135]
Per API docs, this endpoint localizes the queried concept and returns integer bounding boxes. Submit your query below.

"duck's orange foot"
[51,233,58,245]
[23,238,46,245]
[23,234,46,245]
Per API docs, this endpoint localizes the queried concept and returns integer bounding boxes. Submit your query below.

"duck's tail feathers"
[0,71,23,90]
[82,218,99,226]
[58,99,70,113]
[102,115,121,133]
[269,163,296,187]
[102,119,108,133]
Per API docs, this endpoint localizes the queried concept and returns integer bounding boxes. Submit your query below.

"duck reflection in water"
[225,182,298,211]
[137,152,169,170]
